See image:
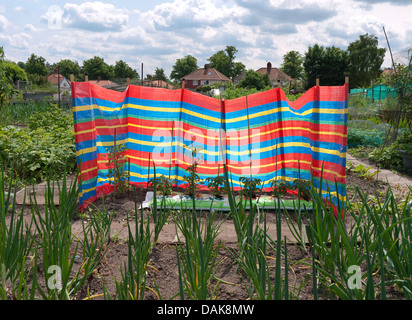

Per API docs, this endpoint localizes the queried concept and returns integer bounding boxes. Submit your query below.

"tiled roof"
[88,80,119,88]
[182,65,231,82]
[48,73,68,85]
[256,65,293,82]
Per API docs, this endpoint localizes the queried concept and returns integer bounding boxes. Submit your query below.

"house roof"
[182,65,231,82]
[144,80,175,90]
[256,63,293,82]
[88,79,119,88]
[48,72,69,86]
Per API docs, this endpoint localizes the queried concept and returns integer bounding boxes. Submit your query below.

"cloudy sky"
[1,0,411,78]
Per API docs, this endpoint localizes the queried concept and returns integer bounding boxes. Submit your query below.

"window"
[193,80,198,85]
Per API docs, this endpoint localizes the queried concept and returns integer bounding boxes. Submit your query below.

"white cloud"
[63,1,129,31]
[14,6,24,13]
[0,15,9,31]
[24,24,41,32]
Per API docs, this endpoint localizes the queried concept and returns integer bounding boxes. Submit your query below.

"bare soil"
[8,169,409,301]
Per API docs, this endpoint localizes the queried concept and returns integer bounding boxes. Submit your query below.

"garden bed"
[6,168,408,301]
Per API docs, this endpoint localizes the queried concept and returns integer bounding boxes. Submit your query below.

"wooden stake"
[245,95,252,180]
[169,121,174,180]
[316,76,320,87]
[147,153,151,191]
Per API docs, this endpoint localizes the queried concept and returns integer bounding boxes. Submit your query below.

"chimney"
[204,64,210,74]
[267,62,272,75]
[97,76,101,82]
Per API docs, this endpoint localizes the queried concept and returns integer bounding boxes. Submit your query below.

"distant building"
[88,78,119,89]
[48,72,71,92]
[256,62,293,87]
[234,62,294,87]
[182,64,231,90]
[144,79,175,90]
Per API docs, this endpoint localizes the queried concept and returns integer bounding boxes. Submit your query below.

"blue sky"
[1,0,411,78]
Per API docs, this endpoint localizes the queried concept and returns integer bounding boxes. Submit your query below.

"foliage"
[104,144,130,195]
[281,50,304,80]
[347,121,388,148]
[150,175,175,196]
[207,46,245,80]
[170,55,198,83]
[183,162,201,197]
[384,64,412,129]
[195,85,212,93]
[205,175,225,198]
[4,61,28,83]
[395,130,412,154]
[152,67,167,81]
[220,85,270,100]
[0,105,76,183]
[25,53,49,77]
[82,56,113,80]
[238,69,271,90]
[347,33,386,89]
[239,176,262,199]
[368,146,403,170]
[303,44,349,89]
[0,47,15,108]
[270,179,290,198]
[113,60,138,79]
[348,163,380,181]
[56,59,82,81]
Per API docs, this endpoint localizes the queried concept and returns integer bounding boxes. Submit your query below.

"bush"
[0,105,76,183]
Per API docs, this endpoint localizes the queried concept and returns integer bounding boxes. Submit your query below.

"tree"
[347,33,386,89]
[153,67,167,81]
[281,50,304,80]
[25,53,49,77]
[207,46,245,80]
[170,55,198,83]
[4,61,28,83]
[56,59,81,80]
[82,56,113,80]
[113,60,138,79]
[238,69,270,90]
[0,47,15,107]
[303,44,349,89]
[319,46,349,86]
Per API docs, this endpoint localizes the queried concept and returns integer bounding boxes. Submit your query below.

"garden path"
[346,152,412,199]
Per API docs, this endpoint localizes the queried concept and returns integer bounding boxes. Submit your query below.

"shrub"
[0,105,76,183]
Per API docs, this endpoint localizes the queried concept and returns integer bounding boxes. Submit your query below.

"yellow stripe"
[74,103,346,123]
[77,140,346,160]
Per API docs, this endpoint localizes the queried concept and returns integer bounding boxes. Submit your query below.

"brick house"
[48,72,71,92]
[182,64,231,90]
[234,62,293,87]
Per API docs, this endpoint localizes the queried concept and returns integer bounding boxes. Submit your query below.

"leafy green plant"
[352,163,380,180]
[104,144,130,195]
[205,175,225,199]
[114,191,153,300]
[0,105,76,183]
[174,203,225,300]
[368,146,403,170]
[183,162,201,198]
[239,176,262,199]
[150,175,175,196]
[0,162,35,300]
[396,130,412,154]
[270,179,290,198]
